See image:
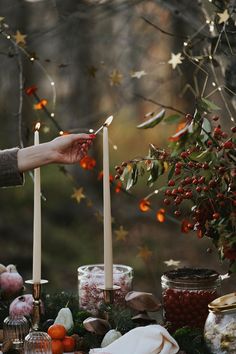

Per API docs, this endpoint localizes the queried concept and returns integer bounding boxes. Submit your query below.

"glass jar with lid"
[161,268,221,332]
[204,292,236,354]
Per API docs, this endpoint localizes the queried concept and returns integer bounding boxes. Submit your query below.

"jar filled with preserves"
[204,293,236,353]
[161,268,221,332]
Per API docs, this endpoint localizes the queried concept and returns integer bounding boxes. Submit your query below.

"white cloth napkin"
[89,324,179,354]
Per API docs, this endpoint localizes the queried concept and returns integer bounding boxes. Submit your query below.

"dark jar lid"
[161,268,221,290]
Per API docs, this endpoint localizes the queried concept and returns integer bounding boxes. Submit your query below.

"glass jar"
[204,293,236,353]
[3,315,29,350]
[24,331,52,354]
[78,264,133,314]
[161,268,221,332]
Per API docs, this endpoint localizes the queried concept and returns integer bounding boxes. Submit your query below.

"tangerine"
[51,339,63,354]
[47,324,66,340]
[62,336,76,352]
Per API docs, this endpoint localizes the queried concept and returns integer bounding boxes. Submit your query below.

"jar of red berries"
[161,268,221,333]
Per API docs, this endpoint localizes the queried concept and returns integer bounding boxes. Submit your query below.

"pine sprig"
[173,327,211,354]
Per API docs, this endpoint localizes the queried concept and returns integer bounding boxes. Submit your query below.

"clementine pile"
[47,324,76,354]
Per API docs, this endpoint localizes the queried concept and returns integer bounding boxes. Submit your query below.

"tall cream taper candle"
[103,125,113,289]
[32,123,41,283]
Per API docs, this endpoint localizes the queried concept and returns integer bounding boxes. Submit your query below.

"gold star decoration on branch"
[131,70,147,79]
[137,246,153,262]
[164,259,181,267]
[168,52,184,70]
[217,9,230,24]
[14,30,27,46]
[109,69,123,86]
[71,187,86,203]
[114,226,128,241]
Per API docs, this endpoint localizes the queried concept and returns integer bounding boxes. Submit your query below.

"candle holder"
[25,279,48,331]
[98,285,121,321]
[78,264,133,315]
[100,285,121,306]
[24,279,52,354]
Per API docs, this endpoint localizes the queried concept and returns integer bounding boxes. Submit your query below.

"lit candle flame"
[94,115,113,135]
[35,122,41,131]
[104,115,113,127]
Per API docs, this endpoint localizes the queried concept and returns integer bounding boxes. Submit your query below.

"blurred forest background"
[0,0,235,298]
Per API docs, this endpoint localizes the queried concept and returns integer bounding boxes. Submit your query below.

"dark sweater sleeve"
[0,148,24,187]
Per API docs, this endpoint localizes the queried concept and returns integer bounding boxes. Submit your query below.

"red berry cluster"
[162,288,218,332]
[161,118,236,242]
[116,113,236,266]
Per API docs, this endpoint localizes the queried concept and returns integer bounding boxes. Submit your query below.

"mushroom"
[125,291,161,312]
[83,317,111,335]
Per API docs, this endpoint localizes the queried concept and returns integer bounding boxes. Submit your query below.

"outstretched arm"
[17,133,94,172]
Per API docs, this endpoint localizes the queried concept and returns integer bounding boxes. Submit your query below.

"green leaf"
[168,164,175,180]
[126,164,138,190]
[200,98,221,112]
[147,161,159,186]
[189,150,213,162]
[136,109,165,129]
[164,114,182,124]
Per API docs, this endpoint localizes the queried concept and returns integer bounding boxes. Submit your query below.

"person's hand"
[17,133,96,172]
[49,133,95,164]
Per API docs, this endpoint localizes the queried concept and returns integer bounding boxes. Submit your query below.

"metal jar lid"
[208,292,236,312]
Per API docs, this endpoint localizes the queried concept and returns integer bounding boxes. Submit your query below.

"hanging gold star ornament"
[164,259,181,267]
[168,52,184,70]
[131,70,147,79]
[71,187,86,203]
[217,9,230,24]
[137,246,153,262]
[14,30,27,46]
[109,69,123,86]
[114,226,128,241]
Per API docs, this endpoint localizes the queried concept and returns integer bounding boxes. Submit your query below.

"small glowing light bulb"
[51,113,55,117]
[209,21,214,32]
[51,81,55,86]
[89,129,94,133]
[113,145,118,150]
[7,35,11,39]
[212,82,216,87]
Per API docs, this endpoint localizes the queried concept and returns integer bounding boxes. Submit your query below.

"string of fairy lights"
[0,0,235,263]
